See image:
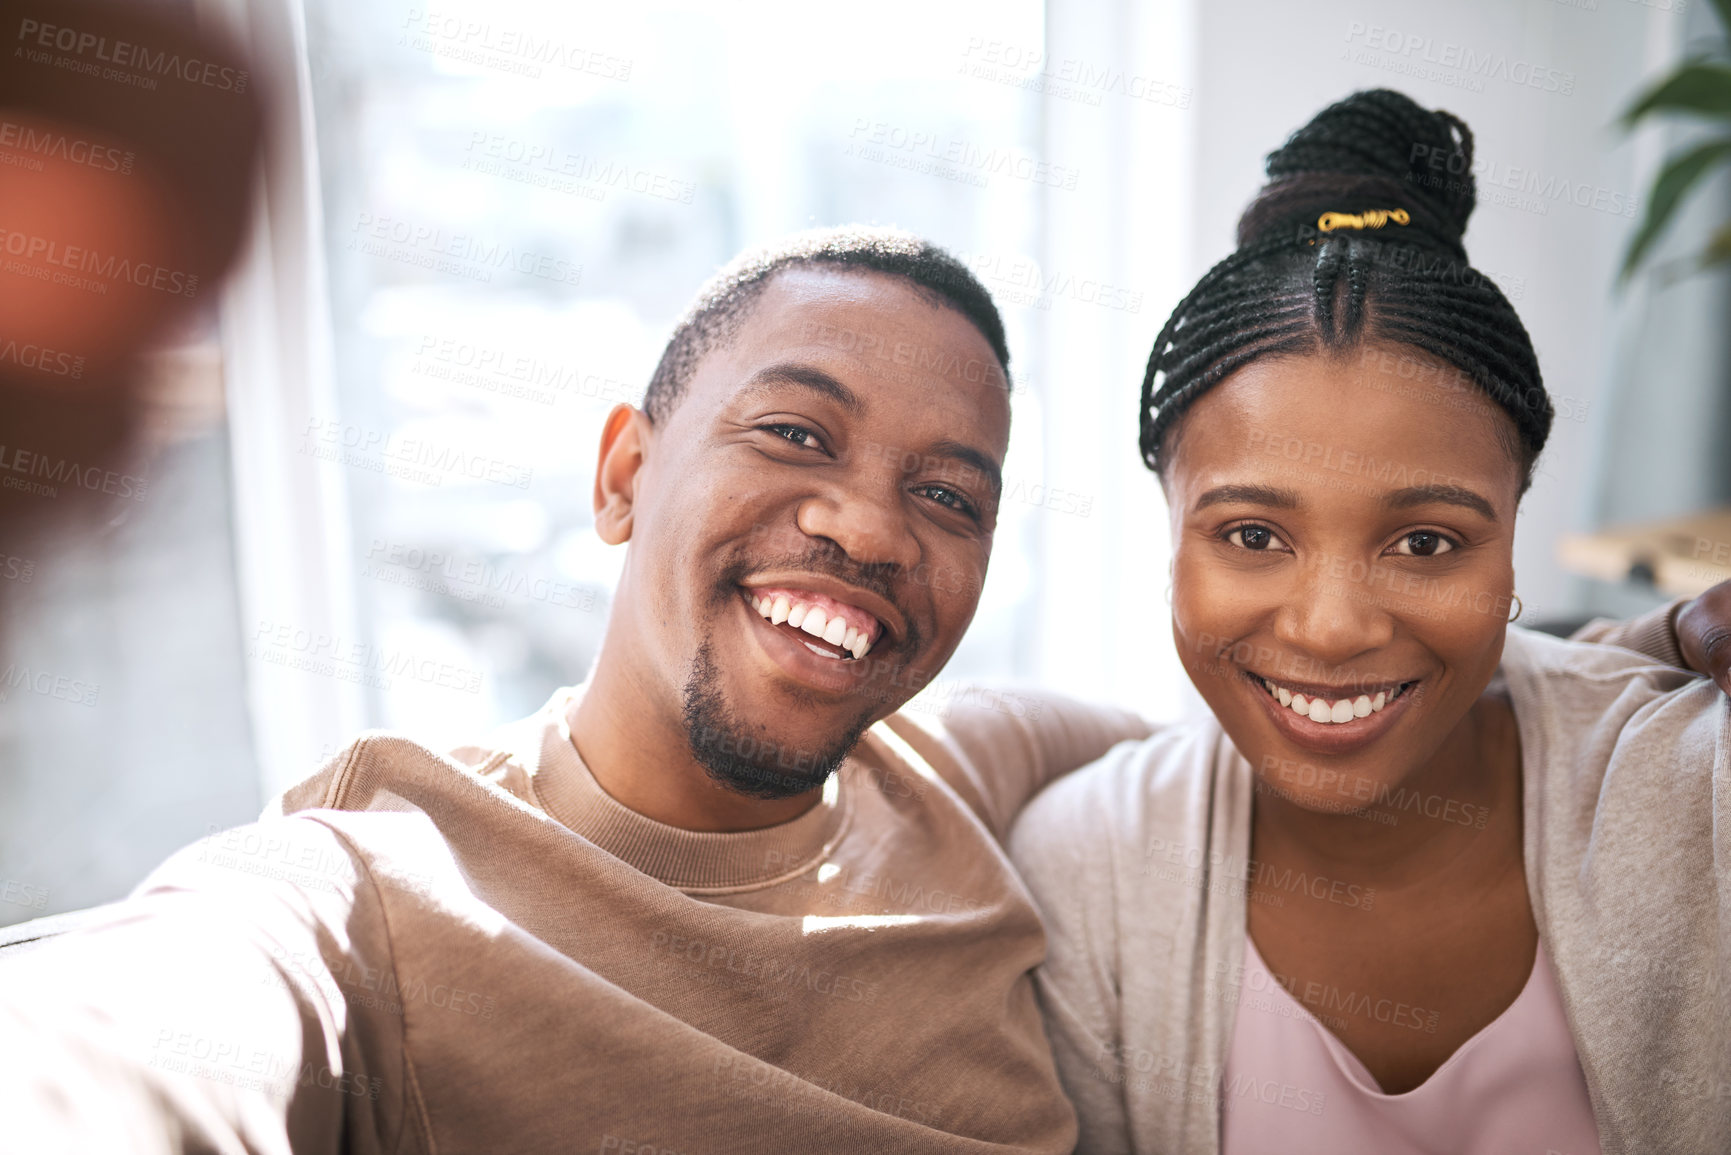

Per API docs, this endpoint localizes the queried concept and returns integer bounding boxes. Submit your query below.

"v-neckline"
[1240,931,1546,1098]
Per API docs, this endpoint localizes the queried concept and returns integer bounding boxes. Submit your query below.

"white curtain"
[1033,0,1198,721]
[199,0,365,798]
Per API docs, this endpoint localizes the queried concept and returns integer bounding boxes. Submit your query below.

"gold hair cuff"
[1316,208,1411,232]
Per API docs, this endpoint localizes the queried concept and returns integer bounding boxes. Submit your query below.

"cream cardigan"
[1009,626,1729,1155]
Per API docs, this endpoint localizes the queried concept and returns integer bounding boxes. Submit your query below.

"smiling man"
[573,234,1027,828]
[0,228,1157,1154]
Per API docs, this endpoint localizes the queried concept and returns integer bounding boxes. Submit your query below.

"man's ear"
[594,404,653,545]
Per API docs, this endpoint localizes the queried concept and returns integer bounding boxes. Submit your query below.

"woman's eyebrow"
[1383,484,1498,521]
[1192,483,1300,512]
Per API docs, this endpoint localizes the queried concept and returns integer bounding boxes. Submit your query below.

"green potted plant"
[1621,0,1731,280]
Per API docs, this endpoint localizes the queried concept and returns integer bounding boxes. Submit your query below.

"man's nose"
[795,482,921,572]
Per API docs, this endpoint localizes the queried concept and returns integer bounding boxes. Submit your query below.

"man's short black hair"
[642,226,1011,422]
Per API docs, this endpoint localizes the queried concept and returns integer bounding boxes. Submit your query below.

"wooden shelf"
[1558,508,1731,598]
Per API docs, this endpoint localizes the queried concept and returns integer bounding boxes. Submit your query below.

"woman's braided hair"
[1139,89,1551,492]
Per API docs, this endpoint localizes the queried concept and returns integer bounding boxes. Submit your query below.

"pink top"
[1221,934,1601,1155]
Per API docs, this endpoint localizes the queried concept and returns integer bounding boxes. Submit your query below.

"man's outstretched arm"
[0,817,409,1153]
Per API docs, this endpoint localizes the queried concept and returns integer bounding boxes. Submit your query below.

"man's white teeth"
[749,591,877,660]
[1261,676,1405,725]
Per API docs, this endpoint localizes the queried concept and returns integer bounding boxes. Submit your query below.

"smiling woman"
[1009,89,1731,1155]
[1169,347,1520,775]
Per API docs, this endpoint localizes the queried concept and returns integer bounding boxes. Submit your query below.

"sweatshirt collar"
[520,686,853,894]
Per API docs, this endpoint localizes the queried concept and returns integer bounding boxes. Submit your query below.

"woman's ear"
[593,404,653,545]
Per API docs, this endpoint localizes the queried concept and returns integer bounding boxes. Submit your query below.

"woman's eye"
[1226,524,1283,551]
[1392,531,1456,557]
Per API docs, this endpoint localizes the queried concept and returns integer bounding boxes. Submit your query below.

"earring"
[1507,594,1523,622]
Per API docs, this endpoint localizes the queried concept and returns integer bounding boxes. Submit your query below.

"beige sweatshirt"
[1008,620,1728,1155]
[0,686,1149,1154]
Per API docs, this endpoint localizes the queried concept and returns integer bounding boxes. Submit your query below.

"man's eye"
[1226,524,1284,551]
[1391,531,1456,557]
[917,485,979,520]
[764,424,820,449]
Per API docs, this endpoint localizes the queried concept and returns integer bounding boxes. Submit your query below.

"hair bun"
[1235,89,1475,256]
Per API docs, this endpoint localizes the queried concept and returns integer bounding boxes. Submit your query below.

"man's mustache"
[715,541,918,653]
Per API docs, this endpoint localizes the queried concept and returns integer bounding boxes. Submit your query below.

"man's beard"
[681,640,874,800]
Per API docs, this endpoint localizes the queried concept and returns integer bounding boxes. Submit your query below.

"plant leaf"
[1710,0,1731,39]
[1623,62,1731,125]
[1621,137,1731,280]
[1700,221,1731,268]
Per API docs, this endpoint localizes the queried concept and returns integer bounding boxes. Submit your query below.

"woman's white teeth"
[1262,676,1404,725]
[750,591,877,660]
